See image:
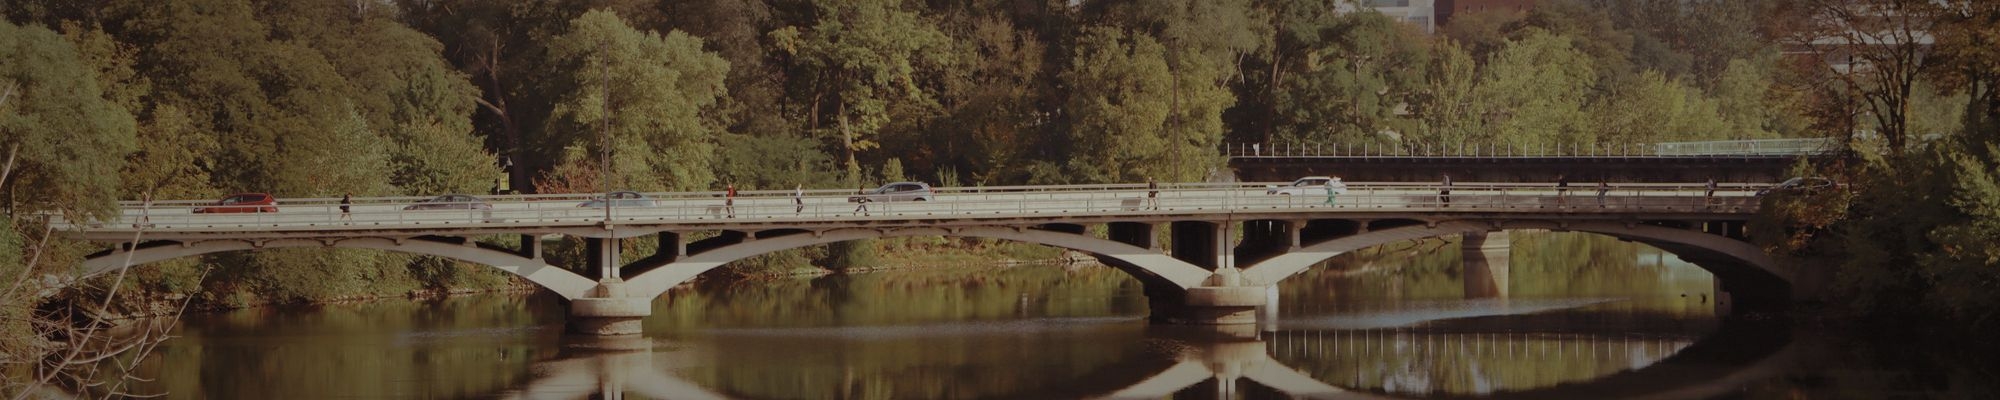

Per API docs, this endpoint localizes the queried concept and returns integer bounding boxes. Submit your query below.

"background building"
[1343,0,1440,33]
[1436,0,1538,26]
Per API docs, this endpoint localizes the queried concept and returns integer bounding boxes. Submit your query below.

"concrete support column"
[658,232,685,262]
[1233,220,1292,266]
[1108,222,1158,250]
[1147,284,1270,325]
[584,237,622,280]
[1171,221,1227,270]
[1155,221,1270,325]
[572,236,650,336]
[1462,230,1511,299]
[1286,220,1303,249]
[517,234,544,260]
[567,281,650,336]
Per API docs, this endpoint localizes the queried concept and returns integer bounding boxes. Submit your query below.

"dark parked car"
[848,182,935,203]
[579,191,658,208]
[1756,177,1836,196]
[195,193,278,213]
[404,194,493,211]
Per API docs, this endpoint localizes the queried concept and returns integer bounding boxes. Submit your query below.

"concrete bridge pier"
[1461,230,1511,299]
[569,237,652,336]
[1151,222,1271,326]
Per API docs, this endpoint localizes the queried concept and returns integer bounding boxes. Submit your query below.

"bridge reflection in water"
[496,321,1793,400]
[1265,329,1692,397]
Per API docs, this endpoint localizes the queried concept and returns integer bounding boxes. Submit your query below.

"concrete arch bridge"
[52,182,1804,335]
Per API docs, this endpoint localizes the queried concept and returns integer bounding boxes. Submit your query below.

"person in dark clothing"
[725,184,737,218]
[1146,177,1160,210]
[1440,174,1452,207]
[1597,180,1609,208]
[1705,177,1718,207]
[853,186,870,216]
[793,184,805,215]
[1556,174,1569,207]
[340,193,352,221]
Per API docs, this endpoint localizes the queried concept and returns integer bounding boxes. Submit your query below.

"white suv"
[1266,176,1347,196]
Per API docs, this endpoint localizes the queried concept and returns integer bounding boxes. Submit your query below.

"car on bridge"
[1756,177,1836,196]
[849,182,935,203]
[194,193,278,213]
[404,194,494,211]
[1265,177,1347,196]
[579,191,658,208]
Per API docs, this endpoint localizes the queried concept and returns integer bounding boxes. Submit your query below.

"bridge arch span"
[81,237,598,300]
[624,226,1215,299]
[1241,219,1791,307]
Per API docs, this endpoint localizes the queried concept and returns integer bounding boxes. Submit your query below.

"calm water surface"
[118,233,1999,399]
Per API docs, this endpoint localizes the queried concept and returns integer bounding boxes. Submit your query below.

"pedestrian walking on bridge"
[1556,174,1570,207]
[1596,180,1609,208]
[1440,174,1452,207]
[1324,177,1341,206]
[1705,177,1718,208]
[725,184,738,218]
[340,193,352,221]
[853,186,870,216]
[793,184,805,215]
[1146,177,1160,210]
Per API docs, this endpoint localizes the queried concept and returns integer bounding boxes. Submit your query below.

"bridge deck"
[54,183,1762,242]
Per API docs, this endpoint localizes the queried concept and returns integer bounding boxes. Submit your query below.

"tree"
[0,20,137,217]
[1785,0,1949,154]
[1058,27,1174,184]
[1712,56,1794,139]
[1272,10,1429,149]
[654,0,787,138]
[1517,0,1637,84]
[714,132,838,190]
[1588,70,1732,145]
[102,0,396,195]
[1440,8,1527,61]
[769,0,948,186]
[917,13,1047,185]
[397,0,597,193]
[1413,39,1481,148]
[1473,29,1599,149]
[1090,0,1259,182]
[258,0,495,195]
[541,9,730,192]
[119,105,217,200]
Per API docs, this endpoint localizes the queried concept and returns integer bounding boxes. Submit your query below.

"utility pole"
[598,42,617,281]
[599,42,614,224]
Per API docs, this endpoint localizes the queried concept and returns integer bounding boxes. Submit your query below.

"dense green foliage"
[1752,1,2000,332]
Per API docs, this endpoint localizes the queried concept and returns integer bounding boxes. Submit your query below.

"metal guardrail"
[1225,139,1839,158]
[1651,138,1834,156]
[52,182,1765,234]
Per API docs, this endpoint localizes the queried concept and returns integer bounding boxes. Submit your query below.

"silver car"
[1265,176,1347,196]
[404,194,493,210]
[579,191,658,208]
[848,182,935,203]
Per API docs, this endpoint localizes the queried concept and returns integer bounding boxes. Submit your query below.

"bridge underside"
[76,213,1794,335]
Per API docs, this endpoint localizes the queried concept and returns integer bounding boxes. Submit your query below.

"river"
[93,232,2000,398]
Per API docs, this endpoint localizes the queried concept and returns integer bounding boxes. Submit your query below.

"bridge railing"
[55,182,1765,232]
[1225,139,1839,158]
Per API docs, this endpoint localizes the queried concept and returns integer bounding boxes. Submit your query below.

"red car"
[195,193,278,213]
